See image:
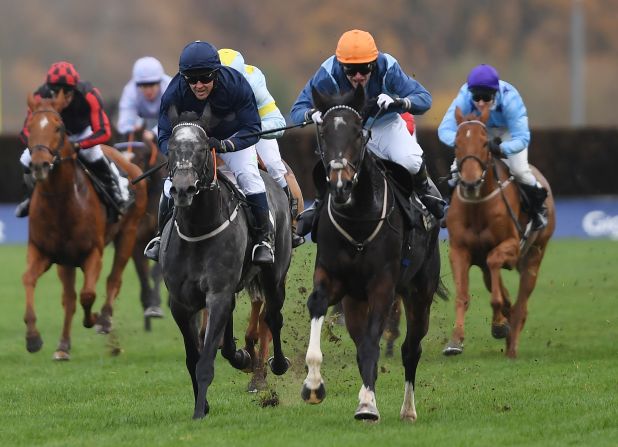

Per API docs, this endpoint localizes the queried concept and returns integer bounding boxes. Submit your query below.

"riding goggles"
[342,62,375,76]
[470,88,496,103]
[47,84,74,94]
[183,70,219,85]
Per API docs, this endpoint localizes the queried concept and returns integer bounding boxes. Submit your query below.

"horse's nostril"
[186,185,197,196]
[169,186,177,196]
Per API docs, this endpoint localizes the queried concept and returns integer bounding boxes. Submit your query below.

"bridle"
[28,109,73,166]
[455,119,489,190]
[316,105,370,190]
[168,122,217,191]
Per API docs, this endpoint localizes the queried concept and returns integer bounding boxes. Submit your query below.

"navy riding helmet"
[179,41,222,74]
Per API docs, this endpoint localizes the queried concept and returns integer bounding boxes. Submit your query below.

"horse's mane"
[312,85,365,116]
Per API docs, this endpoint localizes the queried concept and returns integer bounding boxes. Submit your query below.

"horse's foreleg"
[80,249,103,329]
[486,239,519,340]
[262,279,289,377]
[132,247,155,312]
[194,295,233,419]
[444,247,472,355]
[301,274,331,404]
[54,265,77,360]
[99,226,139,333]
[399,291,432,422]
[170,301,201,413]
[507,245,546,358]
[22,244,52,353]
[244,301,261,367]
[246,300,269,392]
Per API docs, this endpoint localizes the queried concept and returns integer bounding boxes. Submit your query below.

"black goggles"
[48,84,74,94]
[183,70,218,85]
[136,81,159,88]
[342,62,375,76]
[470,89,496,102]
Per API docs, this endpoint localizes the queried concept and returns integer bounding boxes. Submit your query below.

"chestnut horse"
[301,86,446,422]
[115,138,168,330]
[23,93,147,360]
[443,106,555,358]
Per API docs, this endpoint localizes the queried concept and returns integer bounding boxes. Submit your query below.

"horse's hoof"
[95,315,113,334]
[144,306,164,318]
[52,350,71,361]
[26,334,43,353]
[400,409,418,422]
[83,313,97,329]
[354,403,380,422]
[491,323,510,339]
[443,341,463,356]
[268,356,291,376]
[301,382,326,404]
[231,349,252,371]
[247,375,268,393]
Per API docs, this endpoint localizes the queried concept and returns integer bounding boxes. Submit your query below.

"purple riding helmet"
[467,64,500,91]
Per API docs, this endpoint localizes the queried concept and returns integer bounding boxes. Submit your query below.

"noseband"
[169,122,217,190]
[29,109,72,166]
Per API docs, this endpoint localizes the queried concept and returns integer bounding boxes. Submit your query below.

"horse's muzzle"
[170,170,199,207]
[31,162,52,181]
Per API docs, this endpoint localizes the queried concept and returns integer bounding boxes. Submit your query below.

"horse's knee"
[307,290,329,318]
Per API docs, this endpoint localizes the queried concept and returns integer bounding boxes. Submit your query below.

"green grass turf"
[0,239,616,446]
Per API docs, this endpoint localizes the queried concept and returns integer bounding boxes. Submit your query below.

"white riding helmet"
[132,56,165,84]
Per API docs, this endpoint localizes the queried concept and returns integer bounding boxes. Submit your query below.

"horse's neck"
[346,158,385,215]
[481,159,509,195]
[38,161,84,196]
[176,183,232,230]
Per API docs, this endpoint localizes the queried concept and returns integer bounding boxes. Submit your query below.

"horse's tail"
[434,277,449,301]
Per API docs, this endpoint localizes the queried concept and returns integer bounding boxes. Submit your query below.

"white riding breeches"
[163,144,265,199]
[367,115,424,175]
[256,138,287,188]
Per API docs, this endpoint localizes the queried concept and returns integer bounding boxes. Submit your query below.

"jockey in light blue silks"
[438,64,548,230]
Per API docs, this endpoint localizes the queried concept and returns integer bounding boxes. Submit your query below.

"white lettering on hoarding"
[582,211,618,240]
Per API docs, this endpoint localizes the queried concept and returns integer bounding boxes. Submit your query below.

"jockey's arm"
[499,91,530,156]
[76,88,112,149]
[116,83,144,135]
[384,61,431,115]
[251,67,286,139]
[438,87,469,148]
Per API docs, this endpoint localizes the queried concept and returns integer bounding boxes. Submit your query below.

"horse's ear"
[168,104,179,124]
[311,86,327,113]
[455,106,464,125]
[351,85,365,112]
[27,93,39,111]
[200,103,213,131]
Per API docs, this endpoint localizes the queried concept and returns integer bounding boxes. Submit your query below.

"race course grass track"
[0,239,616,446]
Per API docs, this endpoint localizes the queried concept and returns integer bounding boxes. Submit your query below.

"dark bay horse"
[159,108,292,419]
[115,138,168,330]
[23,93,147,360]
[443,106,555,358]
[301,86,446,422]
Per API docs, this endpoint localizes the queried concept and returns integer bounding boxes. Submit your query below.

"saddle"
[79,157,132,223]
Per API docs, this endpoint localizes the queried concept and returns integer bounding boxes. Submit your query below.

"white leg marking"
[358,384,377,408]
[400,381,417,421]
[304,316,324,390]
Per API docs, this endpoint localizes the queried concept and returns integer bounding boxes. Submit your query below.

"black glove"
[208,137,228,153]
[393,97,412,111]
[488,137,505,158]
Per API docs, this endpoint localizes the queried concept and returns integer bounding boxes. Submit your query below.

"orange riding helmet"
[46,61,80,87]
[335,29,379,64]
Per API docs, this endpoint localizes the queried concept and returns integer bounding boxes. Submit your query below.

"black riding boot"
[144,194,174,262]
[247,194,275,265]
[520,182,548,231]
[88,157,128,214]
[412,162,446,219]
[295,198,322,238]
[15,169,35,218]
[283,185,305,248]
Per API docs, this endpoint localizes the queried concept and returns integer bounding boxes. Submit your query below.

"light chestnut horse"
[23,92,147,360]
[443,106,555,358]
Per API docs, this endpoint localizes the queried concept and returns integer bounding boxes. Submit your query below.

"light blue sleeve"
[498,84,530,156]
[116,82,142,134]
[249,66,286,139]
[437,84,470,148]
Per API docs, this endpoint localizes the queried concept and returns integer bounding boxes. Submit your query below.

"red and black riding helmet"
[46,61,80,87]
